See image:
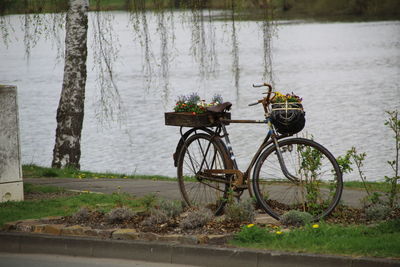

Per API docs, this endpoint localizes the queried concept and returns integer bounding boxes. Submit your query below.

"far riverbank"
[1,0,399,21]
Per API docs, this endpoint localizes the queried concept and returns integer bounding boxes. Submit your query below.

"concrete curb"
[0,232,399,267]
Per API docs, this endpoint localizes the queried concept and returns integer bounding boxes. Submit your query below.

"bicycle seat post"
[220,124,238,170]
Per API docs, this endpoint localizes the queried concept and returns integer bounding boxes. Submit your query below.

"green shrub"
[280,210,313,227]
[142,209,169,226]
[72,207,91,223]
[141,194,158,211]
[224,199,255,223]
[106,207,135,223]
[158,199,183,218]
[179,208,213,229]
[42,169,59,177]
[365,204,391,221]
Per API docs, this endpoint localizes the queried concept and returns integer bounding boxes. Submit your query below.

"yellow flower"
[312,224,319,229]
[275,231,283,235]
[247,224,255,228]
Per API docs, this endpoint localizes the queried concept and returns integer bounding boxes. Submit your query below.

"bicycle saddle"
[206,102,232,113]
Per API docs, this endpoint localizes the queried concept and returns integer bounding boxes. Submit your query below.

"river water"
[0,12,399,181]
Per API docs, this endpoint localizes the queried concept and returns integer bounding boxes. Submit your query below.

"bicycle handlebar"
[249,83,273,108]
[252,83,273,91]
[248,101,260,106]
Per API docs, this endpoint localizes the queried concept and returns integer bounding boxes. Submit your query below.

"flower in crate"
[173,93,224,114]
[272,91,302,103]
[211,94,223,105]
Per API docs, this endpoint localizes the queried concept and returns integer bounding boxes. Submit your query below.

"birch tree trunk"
[52,0,89,169]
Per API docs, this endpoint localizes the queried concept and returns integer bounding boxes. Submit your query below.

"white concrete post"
[0,85,24,202]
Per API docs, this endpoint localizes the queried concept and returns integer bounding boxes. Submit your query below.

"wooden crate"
[164,112,231,127]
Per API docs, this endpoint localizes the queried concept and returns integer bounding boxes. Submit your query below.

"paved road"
[25,177,368,208]
[0,253,198,267]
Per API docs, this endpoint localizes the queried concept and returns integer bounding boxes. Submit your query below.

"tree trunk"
[52,0,89,169]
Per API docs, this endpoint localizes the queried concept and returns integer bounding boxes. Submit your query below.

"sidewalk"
[24,177,368,208]
[1,232,398,267]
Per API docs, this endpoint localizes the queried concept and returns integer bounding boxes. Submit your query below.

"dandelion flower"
[312,224,319,229]
[276,231,283,235]
[247,224,255,228]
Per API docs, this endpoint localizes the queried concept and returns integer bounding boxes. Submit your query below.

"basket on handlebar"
[270,101,305,135]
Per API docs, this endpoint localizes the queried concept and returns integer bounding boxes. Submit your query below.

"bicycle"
[166,83,343,221]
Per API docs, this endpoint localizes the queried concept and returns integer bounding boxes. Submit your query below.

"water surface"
[0,13,399,181]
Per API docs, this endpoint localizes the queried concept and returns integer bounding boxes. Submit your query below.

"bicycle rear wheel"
[177,133,232,215]
[252,138,343,221]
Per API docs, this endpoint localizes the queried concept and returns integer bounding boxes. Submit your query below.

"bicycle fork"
[271,134,300,184]
[221,124,299,185]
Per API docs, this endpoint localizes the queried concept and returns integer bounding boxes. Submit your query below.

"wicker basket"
[164,112,231,127]
[270,102,305,135]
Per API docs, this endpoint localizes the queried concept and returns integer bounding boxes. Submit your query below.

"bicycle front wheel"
[177,133,232,215]
[253,138,343,221]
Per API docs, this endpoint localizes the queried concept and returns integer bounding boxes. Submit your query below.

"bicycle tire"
[252,137,343,221]
[177,133,233,215]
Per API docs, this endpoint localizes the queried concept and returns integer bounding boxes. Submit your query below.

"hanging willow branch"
[230,0,240,94]
[129,0,155,91]
[189,2,219,80]
[91,7,124,126]
[261,0,275,86]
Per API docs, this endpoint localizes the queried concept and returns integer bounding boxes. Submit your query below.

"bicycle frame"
[193,117,300,192]
[221,118,299,182]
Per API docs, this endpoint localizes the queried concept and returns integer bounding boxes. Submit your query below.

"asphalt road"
[0,253,199,267]
[24,177,368,208]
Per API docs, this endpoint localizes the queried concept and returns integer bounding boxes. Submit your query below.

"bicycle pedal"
[233,184,248,189]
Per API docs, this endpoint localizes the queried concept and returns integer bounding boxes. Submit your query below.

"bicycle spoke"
[178,133,231,215]
[253,138,342,221]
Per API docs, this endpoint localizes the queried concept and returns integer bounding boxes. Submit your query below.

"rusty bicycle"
[165,83,343,221]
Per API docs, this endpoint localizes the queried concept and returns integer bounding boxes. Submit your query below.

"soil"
[25,191,400,235]
[46,210,243,235]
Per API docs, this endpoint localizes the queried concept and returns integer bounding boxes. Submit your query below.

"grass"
[0,190,149,227]
[23,183,66,194]
[22,164,174,181]
[256,178,390,192]
[232,220,400,258]
[343,180,391,192]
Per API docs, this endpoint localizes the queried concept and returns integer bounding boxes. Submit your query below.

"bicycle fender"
[173,127,215,167]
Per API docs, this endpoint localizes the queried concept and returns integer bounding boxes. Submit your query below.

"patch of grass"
[23,183,65,194]
[344,181,390,192]
[231,220,400,258]
[0,192,146,227]
[22,164,174,181]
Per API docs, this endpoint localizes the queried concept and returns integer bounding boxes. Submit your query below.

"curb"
[0,232,399,267]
